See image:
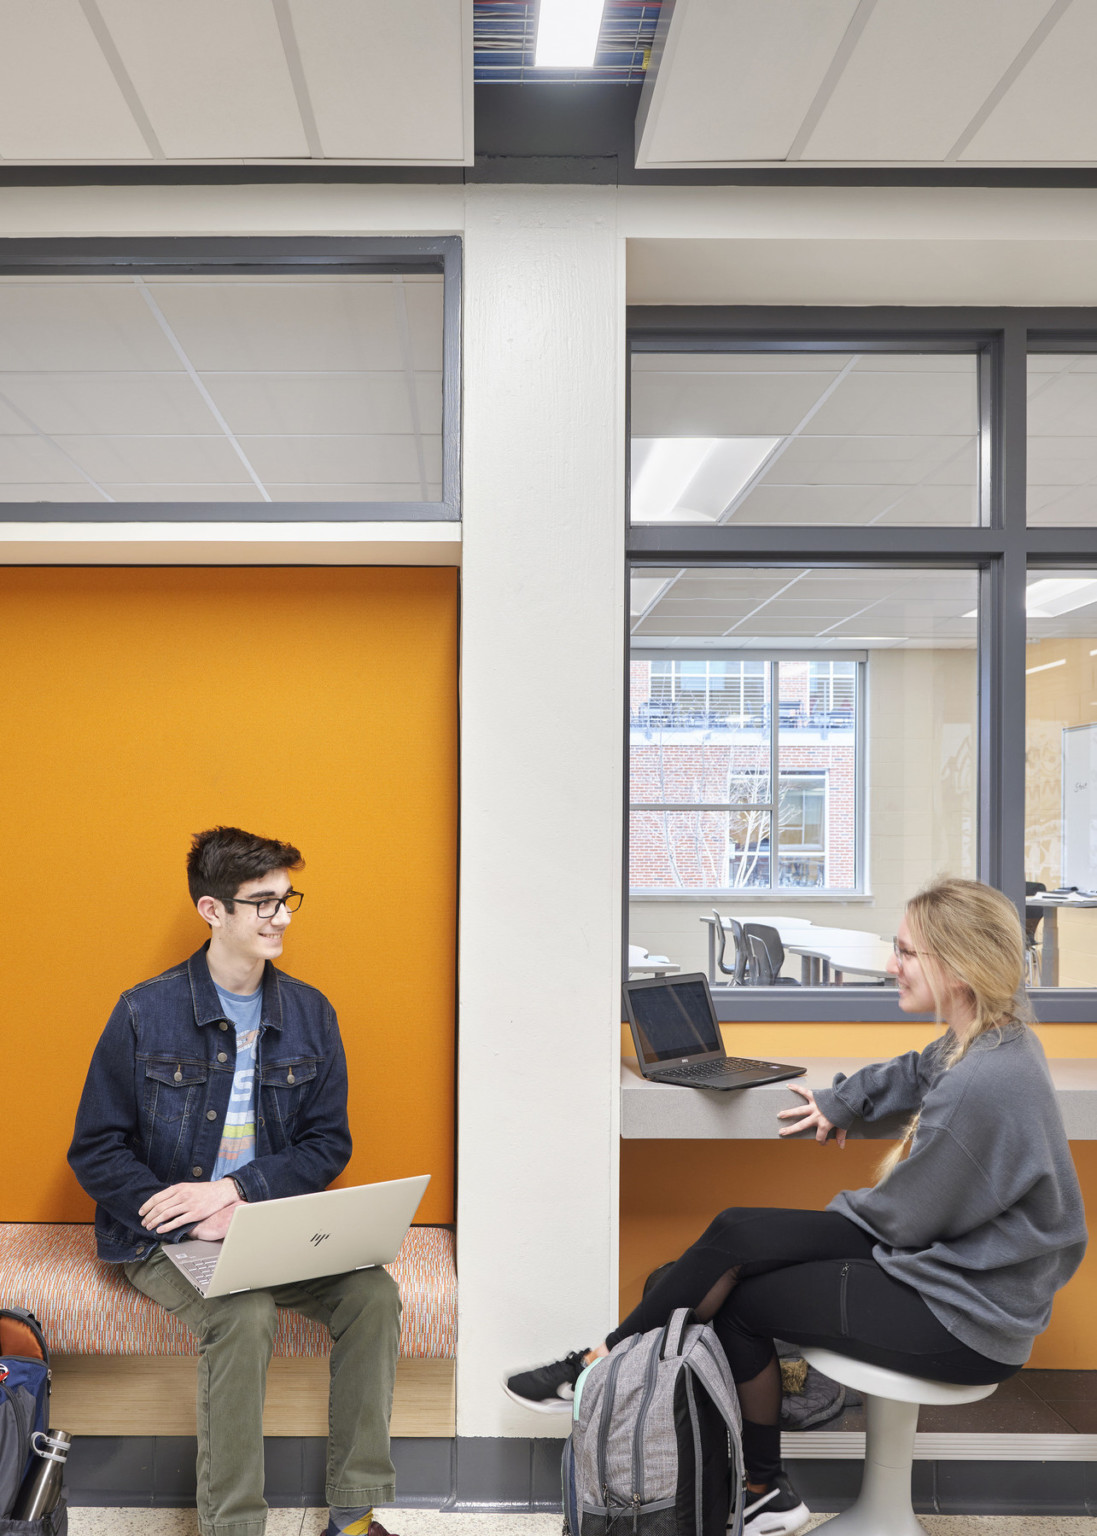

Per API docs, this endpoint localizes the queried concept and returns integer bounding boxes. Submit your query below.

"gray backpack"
[562,1309,745,1536]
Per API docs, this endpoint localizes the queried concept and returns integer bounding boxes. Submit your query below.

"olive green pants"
[125,1247,401,1536]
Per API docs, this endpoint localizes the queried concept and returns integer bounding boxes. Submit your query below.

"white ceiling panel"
[240,434,438,484]
[200,374,440,437]
[0,282,178,370]
[801,0,1050,161]
[54,434,250,484]
[636,0,861,166]
[105,482,265,502]
[961,2,1097,161]
[0,483,109,501]
[288,0,473,163]
[0,434,83,482]
[266,482,432,502]
[631,372,836,437]
[148,280,406,372]
[0,0,150,159]
[95,0,307,159]
[0,373,215,435]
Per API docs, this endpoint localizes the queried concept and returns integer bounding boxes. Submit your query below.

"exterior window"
[629,655,861,895]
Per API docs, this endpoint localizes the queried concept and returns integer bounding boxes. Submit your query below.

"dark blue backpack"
[0,1308,62,1532]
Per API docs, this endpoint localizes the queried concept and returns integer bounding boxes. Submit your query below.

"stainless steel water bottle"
[11,1428,70,1520]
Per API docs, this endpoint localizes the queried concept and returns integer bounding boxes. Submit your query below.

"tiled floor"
[821,1367,1097,1434]
[64,1514,1097,1534]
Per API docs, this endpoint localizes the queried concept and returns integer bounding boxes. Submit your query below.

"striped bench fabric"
[0,1223,456,1359]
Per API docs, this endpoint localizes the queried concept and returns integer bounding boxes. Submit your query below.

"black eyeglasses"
[233,890,304,919]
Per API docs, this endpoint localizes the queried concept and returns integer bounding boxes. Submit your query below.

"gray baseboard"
[64,1436,1097,1515]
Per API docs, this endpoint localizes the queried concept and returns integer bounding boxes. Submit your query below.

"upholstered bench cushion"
[0,1223,456,1359]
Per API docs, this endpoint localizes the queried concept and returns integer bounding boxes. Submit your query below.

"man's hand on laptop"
[139,1177,242,1235]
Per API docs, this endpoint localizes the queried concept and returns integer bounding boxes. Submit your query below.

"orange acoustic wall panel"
[0,567,457,1224]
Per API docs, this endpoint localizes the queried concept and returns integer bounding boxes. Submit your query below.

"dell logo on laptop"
[310,1233,331,1246]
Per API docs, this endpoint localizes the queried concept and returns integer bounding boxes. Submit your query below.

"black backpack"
[0,1308,66,1535]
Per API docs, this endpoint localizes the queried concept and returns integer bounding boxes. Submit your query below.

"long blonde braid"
[876,878,1033,1185]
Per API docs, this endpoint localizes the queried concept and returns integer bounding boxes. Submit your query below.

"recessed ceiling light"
[631,437,779,522]
[964,576,1097,620]
[1026,658,1067,675]
[535,0,607,68]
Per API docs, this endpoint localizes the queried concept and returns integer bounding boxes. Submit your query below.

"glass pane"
[0,272,443,505]
[629,566,978,986]
[630,809,772,891]
[1028,354,1097,525]
[777,659,858,891]
[630,352,980,526]
[1024,568,1097,986]
[630,655,770,805]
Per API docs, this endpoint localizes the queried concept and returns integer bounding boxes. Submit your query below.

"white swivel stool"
[799,1347,997,1536]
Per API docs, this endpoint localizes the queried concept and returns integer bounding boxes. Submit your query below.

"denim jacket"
[68,944,352,1262]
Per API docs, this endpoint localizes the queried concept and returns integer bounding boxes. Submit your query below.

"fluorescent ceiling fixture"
[1026,658,1067,675]
[1024,576,1097,617]
[535,0,606,67]
[630,576,672,618]
[631,437,779,523]
[964,576,1097,619]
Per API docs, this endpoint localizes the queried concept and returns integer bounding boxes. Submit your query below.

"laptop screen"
[625,974,723,1064]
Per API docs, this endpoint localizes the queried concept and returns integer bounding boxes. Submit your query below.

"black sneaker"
[502,1349,590,1413]
[741,1472,810,1535]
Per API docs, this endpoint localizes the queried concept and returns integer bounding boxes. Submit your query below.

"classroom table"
[627,943,680,977]
[1025,895,1097,986]
[701,914,890,985]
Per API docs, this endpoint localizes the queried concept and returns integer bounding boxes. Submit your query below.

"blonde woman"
[505,880,1087,1536]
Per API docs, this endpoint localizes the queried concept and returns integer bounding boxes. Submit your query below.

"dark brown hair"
[187,826,303,911]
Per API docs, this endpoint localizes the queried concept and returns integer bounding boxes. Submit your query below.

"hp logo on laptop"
[309,1233,331,1246]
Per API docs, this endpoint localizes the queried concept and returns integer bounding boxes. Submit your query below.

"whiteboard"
[1063,723,1097,889]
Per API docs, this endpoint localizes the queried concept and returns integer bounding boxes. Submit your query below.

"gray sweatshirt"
[813,1023,1087,1365]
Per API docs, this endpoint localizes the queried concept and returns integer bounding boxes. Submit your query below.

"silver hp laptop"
[163,1174,430,1298]
[623,973,805,1091]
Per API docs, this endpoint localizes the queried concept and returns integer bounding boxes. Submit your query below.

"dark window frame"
[0,235,462,523]
[625,307,1097,1023]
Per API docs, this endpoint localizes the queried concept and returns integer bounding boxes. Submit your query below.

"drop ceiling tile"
[1027,486,1097,525]
[631,373,836,437]
[54,434,250,484]
[807,371,977,436]
[398,279,446,370]
[0,434,84,482]
[1027,371,1097,436]
[104,482,265,502]
[147,280,405,372]
[239,433,434,483]
[1028,437,1097,484]
[803,0,1050,161]
[637,0,861,165]
[766,435,970,486]
[0,372,215,435]
[96,0,308,158]
[731,482,977,525]
[288,0,472,162]
[200,372,441,436]
[960,3,1097,160]
[633,353,857,374]
[0,282,179,370]
[265,482,430,501]
[0,483,107,501]
[0,0,150,159]
[854,354,977,373]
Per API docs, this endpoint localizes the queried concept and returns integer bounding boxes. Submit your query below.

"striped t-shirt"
[210,982,262,1181]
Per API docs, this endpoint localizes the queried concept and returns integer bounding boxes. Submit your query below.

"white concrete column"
[458,184,625,1437]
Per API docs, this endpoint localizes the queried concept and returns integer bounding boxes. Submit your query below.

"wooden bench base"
[50,1355,456,1438]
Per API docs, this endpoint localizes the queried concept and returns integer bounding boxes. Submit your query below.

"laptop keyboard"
[174,1251,221,1293]
[663,1057,774,1081]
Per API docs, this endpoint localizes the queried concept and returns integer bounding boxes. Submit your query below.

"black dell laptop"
[623,972,806,1091]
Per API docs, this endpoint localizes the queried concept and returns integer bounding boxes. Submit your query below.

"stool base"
[816,1393,926,1536]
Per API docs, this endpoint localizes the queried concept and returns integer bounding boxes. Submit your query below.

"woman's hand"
[777,1084,847,1146]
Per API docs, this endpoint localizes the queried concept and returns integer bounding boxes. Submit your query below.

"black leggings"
[606,1209,1020,1482]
